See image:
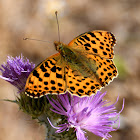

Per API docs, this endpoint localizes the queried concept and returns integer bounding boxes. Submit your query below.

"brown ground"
[0,0,140,140]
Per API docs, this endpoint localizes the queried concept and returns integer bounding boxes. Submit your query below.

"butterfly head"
[54,41,65,52]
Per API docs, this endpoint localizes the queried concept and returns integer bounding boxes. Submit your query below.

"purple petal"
[0,54,35,91]
[48,91,124,140]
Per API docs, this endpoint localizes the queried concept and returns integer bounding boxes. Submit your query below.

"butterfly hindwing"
[25,53,66,98]
[66,68,101,97]
[66,55,118,97]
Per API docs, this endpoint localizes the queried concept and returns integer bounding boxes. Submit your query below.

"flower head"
[48,92,124,140]
[0,54,35,92]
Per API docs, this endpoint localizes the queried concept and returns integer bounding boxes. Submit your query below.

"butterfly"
[25,30,118,98]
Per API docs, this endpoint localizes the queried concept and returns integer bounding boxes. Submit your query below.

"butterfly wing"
[68,30,116,59]
[25,53,67,98]
[66,55,118,96]
[66,30,118,96]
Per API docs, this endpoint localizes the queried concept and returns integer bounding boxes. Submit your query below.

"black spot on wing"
[82,35,90,41]
[77,39,83,45]
[88,32,96,38]
[103,62,107,65]
[74,42,78,45]
[106,44,109,47]
[44,73,50,77]
[84,43,91,47]
[76,92,82,96]
[106,48,110,52]
[100,46,104,50]
[44,81,48,85]
[105,76,108,81]
[98,32,102,36]
[91,40,96,44]
[70,86,75,91]
[92,48,98,53]
[113,70,117,74]
[51,86,56,90]
[40,64,47,72]
[86,82,89,85]
[51,66,56,72]
[96,38,100,41]
[78,89,84,93]
[84,43,91,50]
[39,78,42,81]
[91,86,95,89]
[51,80,55,84]
[85,47,90,50]
[59,88,63,91]
[57,67,62,71]
[108,32,116,46]
[45,61,50,68]
[33,70,39,78]
[44,87,49,90]
[79,37,86,42]
[100,72,104,76]
[58,83,62,87]
[108,72,112,76]
[100,42,104,45]
[49,60,55,65]
[83,86,87,89]
[103,51,107,55]
[56,73,62,78]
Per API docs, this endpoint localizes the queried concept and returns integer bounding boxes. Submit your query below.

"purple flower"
[0,54,35,92]
[48,92,124,140]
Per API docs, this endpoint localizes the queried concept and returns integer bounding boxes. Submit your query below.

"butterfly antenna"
[23,38,53,43]
[55,11,60,42]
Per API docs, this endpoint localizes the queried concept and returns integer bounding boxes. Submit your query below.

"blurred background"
[0,0,140,139]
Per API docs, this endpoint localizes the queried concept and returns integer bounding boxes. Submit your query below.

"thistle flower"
[0,55,49,118]
[0,54,35,92]
[48,92,124,140]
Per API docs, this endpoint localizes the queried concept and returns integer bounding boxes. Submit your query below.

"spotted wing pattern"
[25,30,118,98]
[68,30,116,59]
[66,55,117,96]
[66,30,118,96]
[25,53,67,98]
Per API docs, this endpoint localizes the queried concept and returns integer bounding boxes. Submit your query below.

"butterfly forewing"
[25,53,67,98]
[68,30,116,59]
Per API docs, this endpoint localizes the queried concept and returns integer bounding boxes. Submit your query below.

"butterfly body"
[54,41,77,63]
[25,30,118,98]
[54,41,101,83]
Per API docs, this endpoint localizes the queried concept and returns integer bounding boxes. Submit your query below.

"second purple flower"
[48,91,124,140]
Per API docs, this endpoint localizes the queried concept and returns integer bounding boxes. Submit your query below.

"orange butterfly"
[25,30,118,98]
